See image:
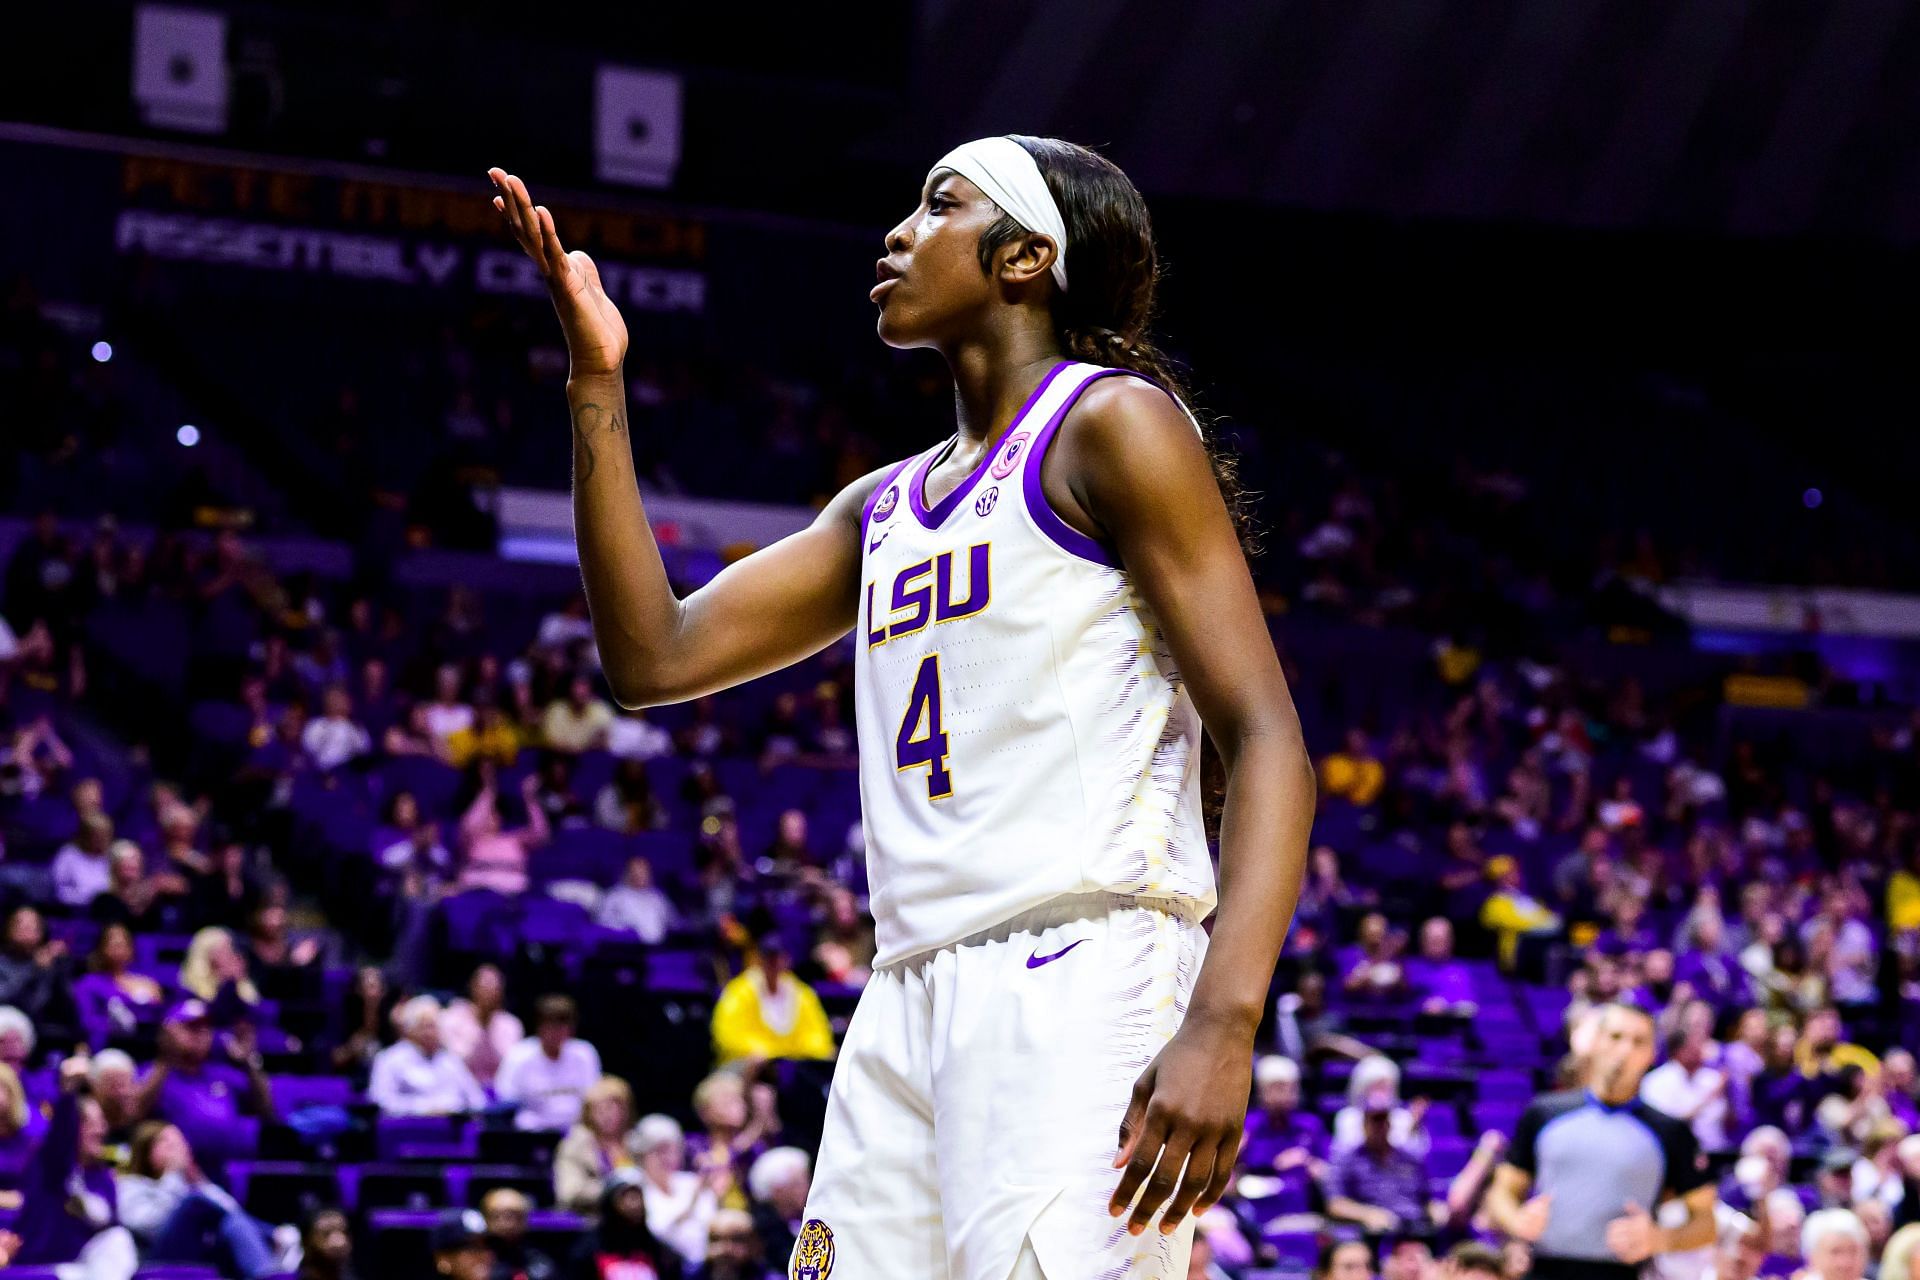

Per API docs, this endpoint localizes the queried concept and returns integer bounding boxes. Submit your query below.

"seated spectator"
[711,936,834,1067]
[1643,1026,1733,1153]
[1479,856,1562,970]
[596,760,670,836]
[441,963,523,1090]
[0,1054,47,1172]
[1676,906,1749,1008]
[556,1076,639,1217]
[383,702,454,763]
[531,753,591,828]
[179,925,262,1021]
[1406,916,1477,1016]
[598,856,675,944]
[1885,1050,1920,1129]
[1316,1238,1377,1280]
[1802,1208,1870,1280]
[53,811,116,909]
[138,1000,277,1177]
[367,995,487,1116]
[571,1168,686,1280]
[446,702,524,770]
[157,800,213,878]
[633,1112,729,1266]
[543,676,614,755]
[457,768,550,896]
[686,1072,774,1195]
[422,665,476,747]
[752,693,807,769]
[1323,1098,1440,1236]
[432,1207,497,1280]
[498,994,601,1132]
[1344,912,1409,1003]
[1723,1126,1792,1213]
[481,1186,556,1280]
[301,685,371,772]
[0,1002,36,1082]
[91,839,181,932]
[689,1207,773,1280]
[0,715,75,802]
[1241,1054,1327,1174]
[1764,1188,1808,1269]
[380,816,453,883]
[1293,845,1368,954]
[0,905,77,1033]
[117,1119,285,1277]
[1799,1006,1879,1080]
[745,1148,810,1277]
[1322,728,1386,806]
[608,706,674,762]
[245,900,323,998]
[188,838,265,933]
[330,965,398,1082]
[295,1206,356,1280]
[809,885,875,989]
[757,811,813,883]
[1382,1236,1434,1280]
[74,922,166,1048]
[1333,1056,1430,1159]
[16,1053,135,1275]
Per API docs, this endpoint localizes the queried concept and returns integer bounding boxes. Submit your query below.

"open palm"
[488,167,628,376]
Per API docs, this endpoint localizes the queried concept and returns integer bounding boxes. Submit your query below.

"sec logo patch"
[989,431,1030,479]
[792,1218,836,1279]
[974,486,998,517]
[873,486,898,522]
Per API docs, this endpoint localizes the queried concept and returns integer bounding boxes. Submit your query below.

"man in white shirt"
[52,812,116,908]
[1642,1027,1731,1152]
[496,994,601,1131]
[368,996,488,1116]
[596,856,674,944]
[301,686,372,772]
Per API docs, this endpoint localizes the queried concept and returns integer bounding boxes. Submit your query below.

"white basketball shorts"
[790,892,1209,1280]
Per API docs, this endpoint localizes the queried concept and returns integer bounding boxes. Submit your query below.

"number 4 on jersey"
[895,654,953,800]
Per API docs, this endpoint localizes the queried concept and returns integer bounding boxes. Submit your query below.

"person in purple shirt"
[17,1052,136,1273]
[1241,1054,1328,1175]
[134,998,277,1178]
[1405,917,1478,1017]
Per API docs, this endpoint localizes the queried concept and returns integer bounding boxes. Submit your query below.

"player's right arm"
[490,168,873,706]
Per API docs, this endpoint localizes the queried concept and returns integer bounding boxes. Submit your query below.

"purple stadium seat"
[376,1114,477,1161]
[271,1074,357,1112]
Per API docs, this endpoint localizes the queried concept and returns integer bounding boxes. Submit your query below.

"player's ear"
[996,233,1059,289]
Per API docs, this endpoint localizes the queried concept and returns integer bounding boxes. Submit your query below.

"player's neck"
[945,332,1065,451]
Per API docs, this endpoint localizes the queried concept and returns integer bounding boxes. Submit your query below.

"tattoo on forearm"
[571,401,628,483]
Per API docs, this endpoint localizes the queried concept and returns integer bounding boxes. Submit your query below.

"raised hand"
[488,168,628,377]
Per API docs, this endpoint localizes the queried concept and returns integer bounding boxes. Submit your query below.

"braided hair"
[974,135,1258,556]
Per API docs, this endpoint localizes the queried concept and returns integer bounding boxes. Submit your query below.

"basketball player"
[487,134,1315,1279]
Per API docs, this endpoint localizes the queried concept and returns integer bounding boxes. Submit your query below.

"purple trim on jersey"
[861,457,918,539]
[1019,366,1153,568]
[909,360,1073,531]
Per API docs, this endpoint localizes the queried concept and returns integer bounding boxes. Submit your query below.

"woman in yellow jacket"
[711,936,835,1067]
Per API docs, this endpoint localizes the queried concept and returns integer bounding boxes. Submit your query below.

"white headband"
[929,136,1069,293]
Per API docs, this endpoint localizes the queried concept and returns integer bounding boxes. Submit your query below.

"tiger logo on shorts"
[791,1218,836,1279]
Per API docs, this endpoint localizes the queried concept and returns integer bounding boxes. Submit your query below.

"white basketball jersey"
[853,359,1217,967]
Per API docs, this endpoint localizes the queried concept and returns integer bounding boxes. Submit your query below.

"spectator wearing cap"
[745,1148,809,1277]
[137,998,277,1178]
[432,1207,496,1280]
[1242,1054,1327,1175]
[711,937,834,1068]
[570,1167,685,1280]
[556,1076,638,1217]
[633,1112,731,1266]
[687,1207,773,1280]
[1802,1209,1870,1280]
[367,996,487,1117]
[481,1186,556,1280]
[1324,1093,1440,1235]
[295,1206,356,1280]
[1485,1002,1719,1280]
[497,995,601,1132]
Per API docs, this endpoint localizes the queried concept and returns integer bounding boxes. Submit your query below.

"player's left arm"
[1048,378,1316,1236]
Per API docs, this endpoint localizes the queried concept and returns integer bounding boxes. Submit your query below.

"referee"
[1484,1001,1719,1280]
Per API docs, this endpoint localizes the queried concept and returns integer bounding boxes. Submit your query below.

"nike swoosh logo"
[1026,940,1085,969]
